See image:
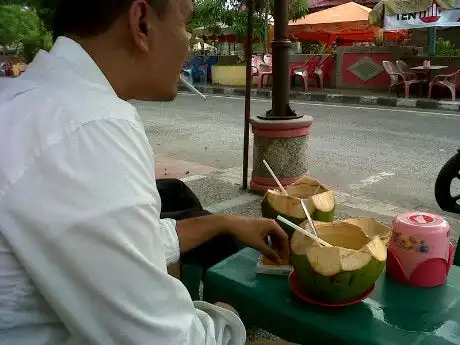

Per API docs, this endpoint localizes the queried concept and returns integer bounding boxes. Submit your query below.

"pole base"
[250,115,313,194]
[257,104,302,120]
[250,174,309,194]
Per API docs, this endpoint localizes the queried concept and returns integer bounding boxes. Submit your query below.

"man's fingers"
[271,237,290,261]
[267,219,289,241]
[259,245,282,264]
[266,219,290,258]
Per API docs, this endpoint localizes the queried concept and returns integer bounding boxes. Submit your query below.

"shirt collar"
[37,36,116,94]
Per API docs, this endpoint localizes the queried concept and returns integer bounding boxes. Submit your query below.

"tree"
[0,0,56,32]
[189,0,227,33]
[0,5,23,51]
[236,0,309,21]
[190,0,308,51]
[25,0,56,33]
[0,4,52,61]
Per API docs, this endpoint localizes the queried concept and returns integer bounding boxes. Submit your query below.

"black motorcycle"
[435,149,460,214]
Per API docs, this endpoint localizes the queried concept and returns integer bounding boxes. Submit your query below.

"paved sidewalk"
[179,84,460,112]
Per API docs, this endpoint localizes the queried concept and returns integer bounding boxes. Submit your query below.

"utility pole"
[248,0,313,192]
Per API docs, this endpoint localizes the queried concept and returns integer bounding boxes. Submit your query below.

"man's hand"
[224,216,289,264]
[175,214,289,263]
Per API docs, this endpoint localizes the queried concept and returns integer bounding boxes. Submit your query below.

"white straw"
[263,159,288,196]
[300,199,319,237]
[277,215,332,247]
[180,75,207,101]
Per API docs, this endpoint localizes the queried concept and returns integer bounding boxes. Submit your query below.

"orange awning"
[289,1,407,43]
[290,1,372,28]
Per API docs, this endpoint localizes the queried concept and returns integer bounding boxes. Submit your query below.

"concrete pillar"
[250,116,313,193]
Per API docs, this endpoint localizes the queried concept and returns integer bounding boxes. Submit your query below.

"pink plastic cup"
[387,212,454,288]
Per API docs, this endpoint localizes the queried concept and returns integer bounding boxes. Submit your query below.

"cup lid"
[393,212,449,232]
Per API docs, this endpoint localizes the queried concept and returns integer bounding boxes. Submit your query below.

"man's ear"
[128,0,152,53]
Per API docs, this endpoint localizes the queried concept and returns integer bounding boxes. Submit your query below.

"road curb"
[179,85,460,112]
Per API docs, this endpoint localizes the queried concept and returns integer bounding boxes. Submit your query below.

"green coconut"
[291,221,387,302]
[261,176,336,238]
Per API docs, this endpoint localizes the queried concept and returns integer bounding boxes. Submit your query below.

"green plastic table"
[203,248,460,345]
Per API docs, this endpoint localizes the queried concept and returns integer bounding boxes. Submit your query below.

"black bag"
[157,178,211,220]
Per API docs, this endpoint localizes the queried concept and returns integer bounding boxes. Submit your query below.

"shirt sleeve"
[159,218,181,265]
[2,118,246,345]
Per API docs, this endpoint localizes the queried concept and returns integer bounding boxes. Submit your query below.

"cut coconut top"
[288,176,329,198]
[311,190,335,212]
[291,222,387,276]
[266,190,306,218]
[266,187,335,219]
[343,218,391,247]
[292,222,369,250]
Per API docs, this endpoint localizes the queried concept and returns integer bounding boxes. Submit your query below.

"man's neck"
[71,35,134,100]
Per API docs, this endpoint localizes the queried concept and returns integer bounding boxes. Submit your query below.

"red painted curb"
[250,116,313,139]
[252,125,312,138]
[250,174,310,193]
[250,180,270,194]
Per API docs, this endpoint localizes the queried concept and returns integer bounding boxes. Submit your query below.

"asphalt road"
[3,74,459,221]
[135,93,460,222]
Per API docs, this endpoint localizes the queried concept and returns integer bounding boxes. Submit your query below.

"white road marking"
[178,92,460,118]
[342,195,402,218]
[334,191,353,204]
[348,171,395,190]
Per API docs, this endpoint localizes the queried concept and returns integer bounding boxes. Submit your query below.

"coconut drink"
[261,176,335,238]
[291,220,389,302]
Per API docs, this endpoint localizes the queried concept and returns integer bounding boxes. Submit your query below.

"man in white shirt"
[0,0,294,344]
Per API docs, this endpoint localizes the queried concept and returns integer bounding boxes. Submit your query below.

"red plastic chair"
[396,60,418,78]
[251,55,265,72]
[382,61,427,98]
[314,55,333,89]
[428,69,460,101]
[396,60,430,82]
[263,54,272,67]
[251,55,270,87]
[290,56,321,91]
[258,55,273,88]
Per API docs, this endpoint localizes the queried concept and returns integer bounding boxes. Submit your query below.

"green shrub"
[435,38,460,56]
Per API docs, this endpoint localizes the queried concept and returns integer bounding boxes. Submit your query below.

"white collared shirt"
[0,37,245,345]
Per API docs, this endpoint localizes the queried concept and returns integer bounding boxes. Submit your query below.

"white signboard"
[384,1,460,30]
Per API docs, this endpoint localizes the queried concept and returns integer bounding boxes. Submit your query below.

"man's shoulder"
[2,77,138,125]
[0,79,144,198]
[0,78,141,145]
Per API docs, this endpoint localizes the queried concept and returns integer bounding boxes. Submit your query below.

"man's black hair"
[52,0,168,42]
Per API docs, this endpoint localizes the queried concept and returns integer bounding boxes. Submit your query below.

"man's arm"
[161,214,289,265]
[175,215,228,253]
[1,119,246,345]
